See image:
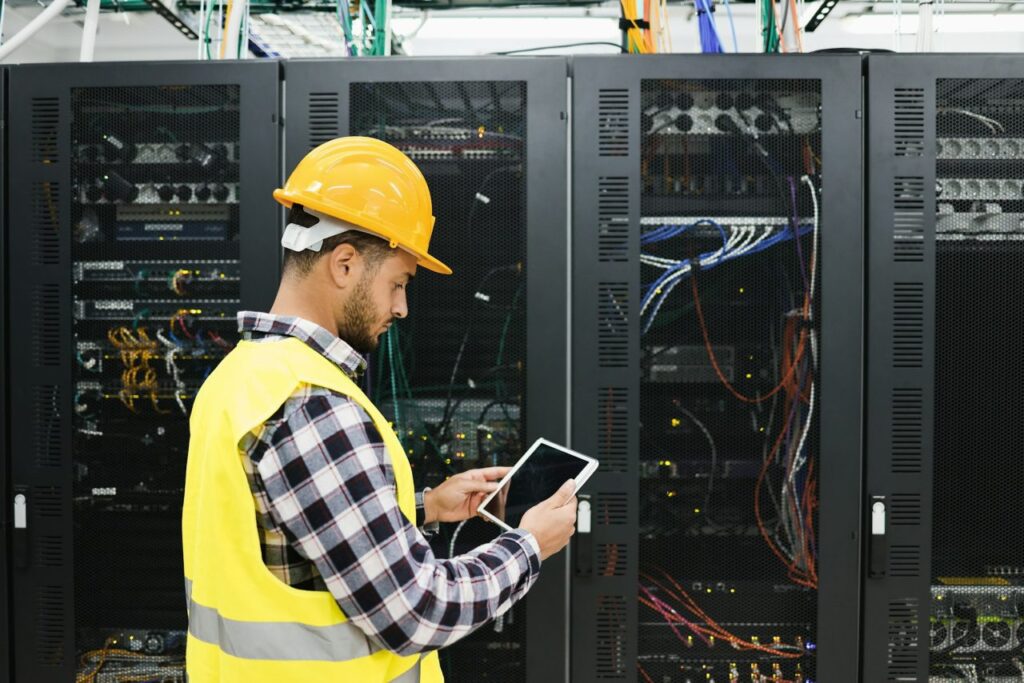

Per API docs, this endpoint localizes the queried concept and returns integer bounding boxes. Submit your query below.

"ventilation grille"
[890,545,922,577]
[595,595,627,679]
[887,598,920,682]
[32,285,61,367]
[32,181,61,265]
[36,585,66,667]
[33,385,62,468]
[598,283,629,368]
[893,176,925,263]
[597,388,629,473]
[597,89,630,157]
[31,97,60,164]
[894,88,926,157]
[33,486,64,519]
[596,493,628,525]
[890,493,922,526]
[35,536,64,568]
[597,544,627,577]
[893,283,925,368]
[598,177,629,262]
[892,388,924,475]
[308,92,340,150]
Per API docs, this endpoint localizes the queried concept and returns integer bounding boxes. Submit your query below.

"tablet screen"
[482,442,591,529]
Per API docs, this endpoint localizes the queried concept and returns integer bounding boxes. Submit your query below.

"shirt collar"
[237,311,367,378]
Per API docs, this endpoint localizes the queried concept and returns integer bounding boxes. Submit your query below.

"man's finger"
[548,479,576,507]
[460,480,503,494]
[472,466,512,481]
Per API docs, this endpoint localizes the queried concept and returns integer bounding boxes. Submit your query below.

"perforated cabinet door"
[283,57,569,683]
[571,54,864,683]
[863,54,1024,683]
[6,60,280,683]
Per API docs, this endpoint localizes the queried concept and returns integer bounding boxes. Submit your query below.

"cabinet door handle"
[575,496,593,577]
[869,496,887,578]
[13,490,29,568]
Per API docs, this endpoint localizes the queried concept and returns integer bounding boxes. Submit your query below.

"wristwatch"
[415,487,440,536]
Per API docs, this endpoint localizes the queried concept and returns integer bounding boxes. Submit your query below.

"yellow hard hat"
[273,136,451,275]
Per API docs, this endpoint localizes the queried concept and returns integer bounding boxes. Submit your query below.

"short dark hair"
[282,204,394,277]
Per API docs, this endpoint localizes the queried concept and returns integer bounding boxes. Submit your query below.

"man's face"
[337,249,417,354]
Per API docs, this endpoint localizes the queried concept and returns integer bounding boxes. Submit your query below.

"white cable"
[892,0,902,52]
[157,330,188,415]
[79,0,101,61]
[449,520,468,558]
[221,0,246,58]
[0,0,72,62]
[801,176,820,368]
[915,0,933,52]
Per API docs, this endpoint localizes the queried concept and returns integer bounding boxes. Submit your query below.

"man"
[182,136,578,683]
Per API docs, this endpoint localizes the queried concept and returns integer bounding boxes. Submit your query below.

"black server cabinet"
[6,61,281,682]
[570,55,863,683]
[284,58,569,683]
[863,55,1024,683]
[1,65,11,683]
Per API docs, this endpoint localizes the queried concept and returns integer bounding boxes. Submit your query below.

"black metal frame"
[0,65,10,683]
[569,54,864,683]
[283,56,571,683]
[861,54,1024,683]
[5,60,281,682]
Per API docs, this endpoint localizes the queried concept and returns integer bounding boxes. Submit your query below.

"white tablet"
[477,438,599,532]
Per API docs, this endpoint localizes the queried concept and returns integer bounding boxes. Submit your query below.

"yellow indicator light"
[220,273,226,278]
[671,418,681,427]
[486,433,493,439]
[456,433,466,440]
[421,435,428,441]
[666,491,677,498]
[693,508,701,514]
[745,373,753,379]
[730,588,736,594]
[407,448,414,455]
[759,427,766,433]
[706,588,712,594]
[456,452,466,458]
[445,458,452,465]
[477,126,485,138]
[739,287,745,294]
[748,355,754,361]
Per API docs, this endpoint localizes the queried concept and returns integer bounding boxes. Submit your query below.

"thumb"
[548,479,576,508]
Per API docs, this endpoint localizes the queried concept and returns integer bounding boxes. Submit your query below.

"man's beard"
[337,275,386,354]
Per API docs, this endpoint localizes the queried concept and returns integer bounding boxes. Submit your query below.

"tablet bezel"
[476,437,599,532]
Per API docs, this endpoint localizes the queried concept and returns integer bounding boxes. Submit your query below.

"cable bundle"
[639,219,812,335]
[694,0,725,53]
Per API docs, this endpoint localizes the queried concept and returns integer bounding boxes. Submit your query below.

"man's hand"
[423,467,511,524]
[519,479,578,561]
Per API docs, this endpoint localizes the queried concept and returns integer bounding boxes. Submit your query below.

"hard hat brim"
[274,188,453,275]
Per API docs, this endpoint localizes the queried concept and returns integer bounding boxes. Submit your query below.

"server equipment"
[571,55,863,683]
[284,58,568,683]
[6,61,281,682]
[863,55,1024,683]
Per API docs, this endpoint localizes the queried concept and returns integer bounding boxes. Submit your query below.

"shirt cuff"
[506,529,543,571]
[415,488,439,536]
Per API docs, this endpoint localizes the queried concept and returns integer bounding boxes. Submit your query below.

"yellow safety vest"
[183,336,444,682]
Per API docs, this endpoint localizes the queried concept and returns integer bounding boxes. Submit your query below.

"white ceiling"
[1,0,1023,64]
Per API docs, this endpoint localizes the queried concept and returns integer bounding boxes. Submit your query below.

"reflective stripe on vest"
[186,578,375,662]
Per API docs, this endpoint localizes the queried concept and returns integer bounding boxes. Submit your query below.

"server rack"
[284,58,569,683]
[6,61,281,682]
[863,55,1024,683]
[1,65,11,683]
[570,55,864,683]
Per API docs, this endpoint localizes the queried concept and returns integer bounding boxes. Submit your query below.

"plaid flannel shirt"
[236,311,542,656]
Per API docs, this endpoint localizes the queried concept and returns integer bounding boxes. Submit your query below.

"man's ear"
[326,242,359,288]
